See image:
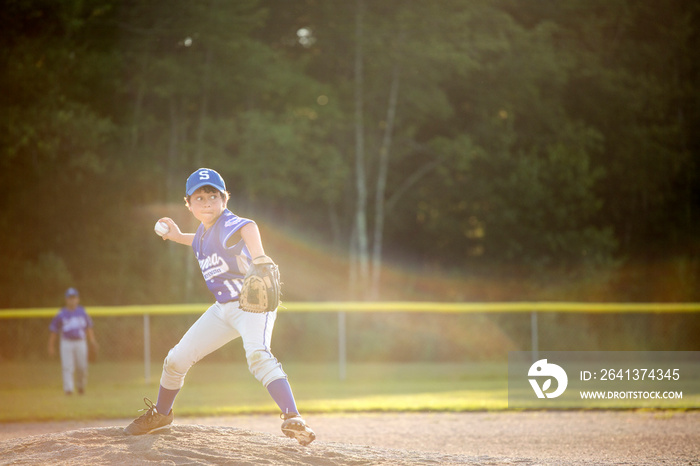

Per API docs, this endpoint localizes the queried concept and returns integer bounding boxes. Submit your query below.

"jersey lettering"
[49,306,93,340]
[192,209,253,302]
[199,252,230,280]
[62,316,87,333]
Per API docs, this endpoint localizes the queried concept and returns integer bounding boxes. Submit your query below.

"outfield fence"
[2,302,699,382]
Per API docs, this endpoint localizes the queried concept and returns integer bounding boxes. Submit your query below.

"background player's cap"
[186,168,227,196]
[65,287,79,297]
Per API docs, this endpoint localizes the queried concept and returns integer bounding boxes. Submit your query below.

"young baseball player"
[48,288,99,395]
[124,168,315,446]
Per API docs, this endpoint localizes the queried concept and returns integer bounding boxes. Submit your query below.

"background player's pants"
[160,301,287,390]
[59,338,88,393]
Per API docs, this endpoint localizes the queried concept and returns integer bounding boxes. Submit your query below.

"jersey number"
[224,280,238,297]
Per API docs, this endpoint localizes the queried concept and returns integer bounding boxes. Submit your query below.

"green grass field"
[0,361,509,422]
[1,360,696,423]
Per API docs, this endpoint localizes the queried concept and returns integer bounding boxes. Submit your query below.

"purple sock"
[267,378,299,415]
[155,385,179,414]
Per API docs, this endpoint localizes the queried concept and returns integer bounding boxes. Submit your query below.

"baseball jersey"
[49,306,93,340]
[192,209,254,303]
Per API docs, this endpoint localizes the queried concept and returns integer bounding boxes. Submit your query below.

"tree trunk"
[370,64,400,299]
[167,98,180,200]
[186,45,214,300]
[167,98,188,301]
[194,46,213,167]
[130,50,152,149]
[353,0,369,298]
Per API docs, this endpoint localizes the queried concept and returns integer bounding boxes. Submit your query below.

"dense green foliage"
[1,0,698,306]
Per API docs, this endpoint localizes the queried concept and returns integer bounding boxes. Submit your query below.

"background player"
[48,288,99,395]
[124,168,315,446]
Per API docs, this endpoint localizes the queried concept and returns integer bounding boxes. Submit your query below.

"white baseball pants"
[59,338,88,393]
[160,301,287,390]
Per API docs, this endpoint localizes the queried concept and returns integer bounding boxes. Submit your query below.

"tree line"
[1,0,698,307]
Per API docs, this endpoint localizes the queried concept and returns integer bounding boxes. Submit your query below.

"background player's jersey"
[49,306,93,340]
[192,209,254,303]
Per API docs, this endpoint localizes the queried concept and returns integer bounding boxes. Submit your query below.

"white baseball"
[154,221,170,237]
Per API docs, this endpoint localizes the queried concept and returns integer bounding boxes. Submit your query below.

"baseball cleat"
[124,398,174,435]
[281,413,316,446]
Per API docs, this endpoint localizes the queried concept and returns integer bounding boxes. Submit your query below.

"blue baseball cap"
[186,168,227,196]
[65,288,79,297]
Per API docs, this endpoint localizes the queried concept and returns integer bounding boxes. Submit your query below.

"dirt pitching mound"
[0,424,527,465]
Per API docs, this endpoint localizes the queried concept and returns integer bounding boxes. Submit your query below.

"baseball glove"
[240,255,281,313]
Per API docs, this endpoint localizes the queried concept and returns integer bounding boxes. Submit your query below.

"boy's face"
[65,295,79,309]
[188,186,226,229]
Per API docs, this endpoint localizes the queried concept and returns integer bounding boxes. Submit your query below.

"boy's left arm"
[239,222,281,313]
[240,223,266,259]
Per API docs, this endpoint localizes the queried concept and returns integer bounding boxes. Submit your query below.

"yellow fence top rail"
[0,301,699,319]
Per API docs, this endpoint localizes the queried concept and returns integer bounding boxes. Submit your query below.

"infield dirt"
[0,411,698,465]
